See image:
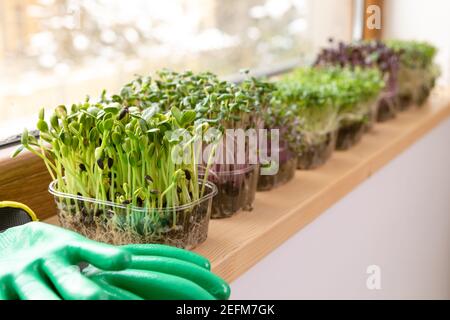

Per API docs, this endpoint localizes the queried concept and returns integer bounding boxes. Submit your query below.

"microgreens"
[13,99,209,211]
[275,67,384,151]
[386,40,437,69]
[315,39,400,94]
[109,70,264,131]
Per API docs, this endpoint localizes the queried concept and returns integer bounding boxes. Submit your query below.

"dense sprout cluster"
[330,67,385,114]
[385,40,439,107]
[315,39,400,93]
[277,67,339,132]
[386,40,437,69]
[16,100,209,210]
[277,67,384,124]
[274,67,384,157]
[108,70,266,131]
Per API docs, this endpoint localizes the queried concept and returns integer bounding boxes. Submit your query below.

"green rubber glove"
[84,244,231,300]
[0,222,231,300]
[0,222,131,300]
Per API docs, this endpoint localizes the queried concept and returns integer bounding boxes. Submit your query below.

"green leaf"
[37,119,49,133]
[103,118,114,131]
[87,106,100,117]
[21,128,29,146]
[38,108,45,120]
[171,106,183,126]
[55,105,67,119]
[89,127,99,143]
[104,102,121,114]
[11,145,24,158]
[142,104,160,122]
[180,110,197,126]
[50,114,59,130]
[111,132,122,145]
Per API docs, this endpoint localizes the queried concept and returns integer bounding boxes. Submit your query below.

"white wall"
[307,0,353,53]
[231,117,450,299]
[383,0,450,85]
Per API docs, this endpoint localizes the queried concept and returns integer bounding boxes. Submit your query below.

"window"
[0,0,352,143]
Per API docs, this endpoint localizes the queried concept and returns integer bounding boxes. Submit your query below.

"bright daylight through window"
[0,0,351,142]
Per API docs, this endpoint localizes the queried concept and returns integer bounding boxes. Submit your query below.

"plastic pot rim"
[48,179,218,213]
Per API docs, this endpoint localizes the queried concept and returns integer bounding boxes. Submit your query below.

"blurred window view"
[0,0,352,142]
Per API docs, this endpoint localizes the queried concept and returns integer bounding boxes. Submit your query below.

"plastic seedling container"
[297,130,337,170]
[396,67,427,110]
[200,165,258,219]
[376,90,398,122]
[336,95,379,150]
[336,117,365,150]
[415,66,438,106]
[49,180,217,249]
[364,96,381,132]
[416,84,432,106]
[257,144,297,191]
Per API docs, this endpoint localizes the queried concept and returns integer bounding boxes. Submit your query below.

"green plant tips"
[112,70,269,219]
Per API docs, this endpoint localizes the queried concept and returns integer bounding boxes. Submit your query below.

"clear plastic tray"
[49,180,217,249]
[364,98,380,132]
[257,146,297,191]
[297,130,337,170]
[376,90,398,122]
[396,67,436,110]
[200,165,258,219]
[336,116,366,151]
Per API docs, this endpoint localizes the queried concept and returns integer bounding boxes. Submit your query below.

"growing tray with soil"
[296,130,337,170]
[50,181,216,249]
[396,92,414,111]
[415,74,437,106]
[336,118,366,150]
[201,165,258,219]
[376,92,398,122]
[257,146,297,191]
[363,99,379,132]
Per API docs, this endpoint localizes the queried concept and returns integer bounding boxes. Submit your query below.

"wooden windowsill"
[22,88,450,282]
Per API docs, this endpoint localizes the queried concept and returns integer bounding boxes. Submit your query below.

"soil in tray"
[297,131,336,170]
[208,166,258,219]
[54,197,211,249]
[396,93,413,111]
[336,120,365,151]
[416,84,432,106]
[376,96,397,122]
[257,156,297,191]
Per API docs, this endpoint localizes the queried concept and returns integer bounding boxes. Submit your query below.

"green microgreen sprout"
[275,66,384,153]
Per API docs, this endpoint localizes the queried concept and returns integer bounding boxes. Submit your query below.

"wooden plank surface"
[0,147,56,220]
[43,87,450,282]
